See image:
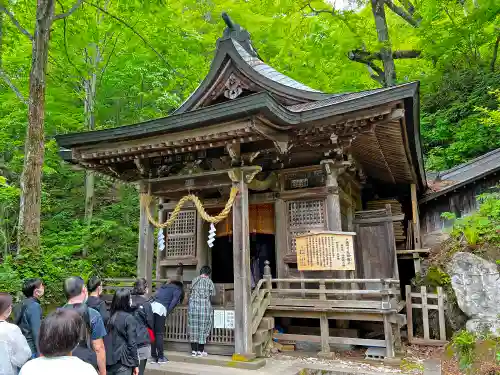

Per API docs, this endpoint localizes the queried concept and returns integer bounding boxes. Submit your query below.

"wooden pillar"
[137,183,154,295]
[321,160,343,231]
[195,212,206,274]
[274,198,287,280]
[156,199,166,280]
[411,184,421,249]
[321,160,350,329]
[229,167,260,358]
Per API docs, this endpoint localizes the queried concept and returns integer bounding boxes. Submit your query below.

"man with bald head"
[62,276,107,375]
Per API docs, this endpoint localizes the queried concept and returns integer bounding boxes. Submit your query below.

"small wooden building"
[56,15,427,359]
[420,148,500,248]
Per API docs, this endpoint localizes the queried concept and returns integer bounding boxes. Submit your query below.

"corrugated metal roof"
[232,40,322,93]
[421,148,500,202]
[437,148,500,184]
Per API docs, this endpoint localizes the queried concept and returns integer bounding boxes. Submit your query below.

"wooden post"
[321,160,349,328]
[137,183,154,296]
[437,287,446,341]
[263,260,272,291]
[195,212,206,274]
[318,280,331,358]
[321,160,343,231]
[382,279,395,358]
[405,285,414,343]
[421,286,430,340]
[156,199,166,280]
[274,198,287,283]
[411,184,421,250]
[229,167,260,359]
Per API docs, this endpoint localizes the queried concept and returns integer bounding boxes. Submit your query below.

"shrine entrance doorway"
[211,204,276,285]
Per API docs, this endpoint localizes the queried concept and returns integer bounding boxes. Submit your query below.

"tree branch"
[347,51,385,84]
[83,1,182,76]
[0,67,27,104]
[397,0,416,16]
[304,2,335,16]
[0,5,33,40]
[348,49,421,61]
[392,49,421,59]
[384,0,420,27]
[53,0,84,20]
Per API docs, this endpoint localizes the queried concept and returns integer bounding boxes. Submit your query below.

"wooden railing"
[250,277,271,335]
[262,277,402,358]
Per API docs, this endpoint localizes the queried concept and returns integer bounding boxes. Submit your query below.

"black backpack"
[12,298,31,326]
[63,303,98,368]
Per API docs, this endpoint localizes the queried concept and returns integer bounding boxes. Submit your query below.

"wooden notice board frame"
[295,231,356,271]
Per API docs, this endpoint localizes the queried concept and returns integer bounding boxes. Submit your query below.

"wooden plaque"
[295,231,356,271]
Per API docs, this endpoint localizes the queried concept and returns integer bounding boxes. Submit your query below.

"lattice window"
[166,210,196,257]
[286,199,326,254]
[287,200,325,228]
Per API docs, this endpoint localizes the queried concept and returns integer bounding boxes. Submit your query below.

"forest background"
[0,0,499,305]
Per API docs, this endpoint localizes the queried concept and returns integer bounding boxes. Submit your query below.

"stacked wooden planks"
[366,199,406,244]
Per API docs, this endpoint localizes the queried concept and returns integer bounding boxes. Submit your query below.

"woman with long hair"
[19,309,96,374]
[130,278,153,375]
[187,266,215,357]
[0,293,31,375]
[106,289,139,375]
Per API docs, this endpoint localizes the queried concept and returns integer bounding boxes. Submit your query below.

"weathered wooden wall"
[420,176,499,247]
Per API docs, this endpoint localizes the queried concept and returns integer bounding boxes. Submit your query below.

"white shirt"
[0,320,32,375]
[19,356,98,375]
[151,300,167,316]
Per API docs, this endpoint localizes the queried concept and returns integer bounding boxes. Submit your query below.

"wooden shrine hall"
[56,14,427,360]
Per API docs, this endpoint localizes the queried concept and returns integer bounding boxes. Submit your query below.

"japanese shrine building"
[56,14,427,359]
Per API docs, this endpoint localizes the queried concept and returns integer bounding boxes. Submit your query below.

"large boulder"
[447,252,500,336]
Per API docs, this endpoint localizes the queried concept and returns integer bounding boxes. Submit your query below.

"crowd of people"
[0,266,216,375]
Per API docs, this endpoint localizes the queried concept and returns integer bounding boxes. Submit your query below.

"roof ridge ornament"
[220,12,260,58]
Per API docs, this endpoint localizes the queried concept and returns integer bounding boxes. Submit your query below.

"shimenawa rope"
[140,186,239,228]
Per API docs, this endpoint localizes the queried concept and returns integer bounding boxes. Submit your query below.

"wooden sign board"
[295,231,356,271]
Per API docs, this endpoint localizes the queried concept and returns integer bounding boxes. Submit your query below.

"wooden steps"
[252,317,274,357]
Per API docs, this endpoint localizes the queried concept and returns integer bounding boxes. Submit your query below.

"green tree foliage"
[0,0,499,305]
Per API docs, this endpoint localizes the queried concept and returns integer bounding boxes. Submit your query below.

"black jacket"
[131,295,153,348]
[87,296,110,324]
[15,297,42,355]
[106,311,139,368]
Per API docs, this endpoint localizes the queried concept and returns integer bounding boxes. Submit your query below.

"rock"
[447,252,500,319]
[466,318,500,337]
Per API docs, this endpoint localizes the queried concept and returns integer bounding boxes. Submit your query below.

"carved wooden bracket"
[228,166,262,184]
[251,119,290,154]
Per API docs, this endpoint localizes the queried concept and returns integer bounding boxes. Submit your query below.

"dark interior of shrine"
[211,234,277,285]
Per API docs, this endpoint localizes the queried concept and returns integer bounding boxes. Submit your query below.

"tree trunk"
[491,35,500,72]
[0,12,3,68]
[17,0,54,252]
[371,0,396,87]
[82,44,99,256]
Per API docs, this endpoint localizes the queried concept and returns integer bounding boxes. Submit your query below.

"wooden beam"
[273,333,386,348]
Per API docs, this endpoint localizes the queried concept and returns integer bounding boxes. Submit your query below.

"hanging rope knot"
[140,186,239,228]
